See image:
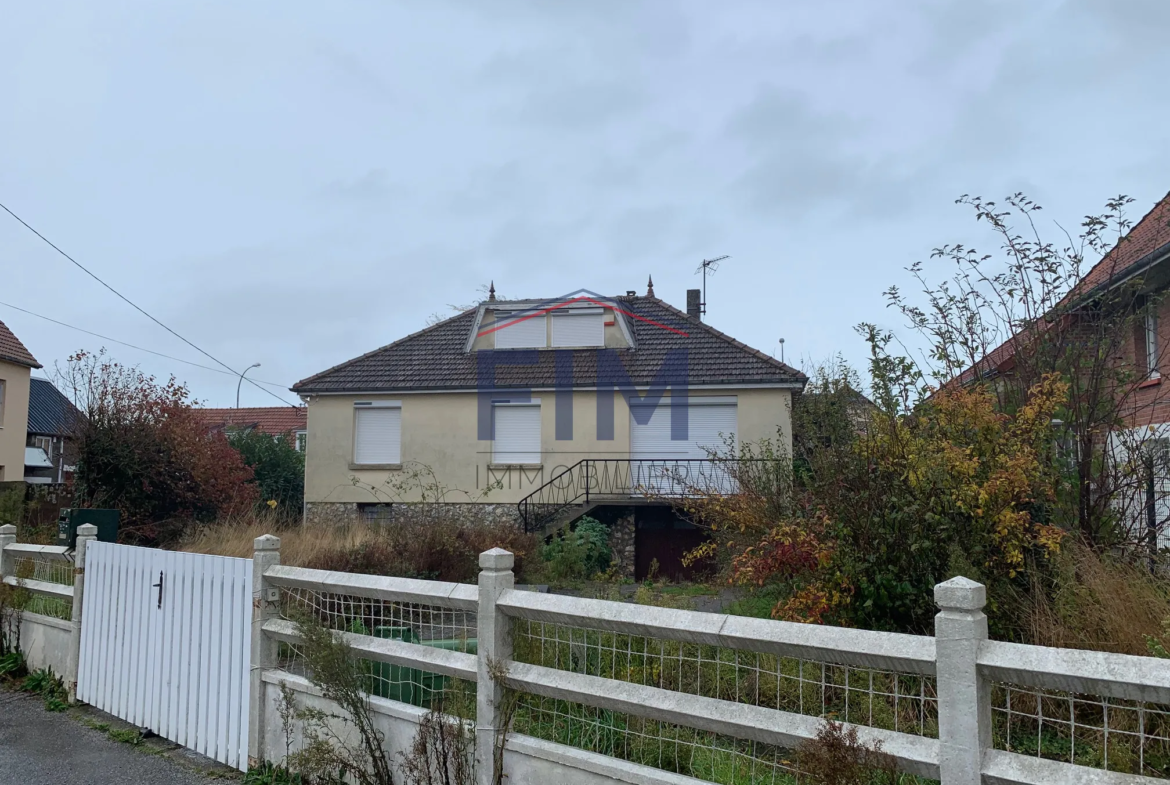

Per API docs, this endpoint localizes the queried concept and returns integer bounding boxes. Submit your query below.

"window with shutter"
[353,403,401,464]
[493,404,541,464]
[552,310,604,347]
[494,312,547,348]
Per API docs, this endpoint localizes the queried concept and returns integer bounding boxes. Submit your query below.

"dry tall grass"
[1023,540,1170,655]
[178,513,540,584]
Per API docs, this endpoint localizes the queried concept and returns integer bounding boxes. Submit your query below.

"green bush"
[540,517,612,581]
[228,428,305,517]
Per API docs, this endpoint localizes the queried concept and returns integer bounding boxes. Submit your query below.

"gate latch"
[152,571,164,609]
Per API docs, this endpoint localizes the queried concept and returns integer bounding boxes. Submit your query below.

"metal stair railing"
[516,458,751,533]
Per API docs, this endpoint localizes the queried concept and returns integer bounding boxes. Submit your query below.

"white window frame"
[492,402,542,465]
[1147,307,1161,379]
[352,401,402,466]
[0,378,5,427]
[552,307,605,348]
[294,430,307,452]
[33,435,53,460]
[494,311,547,349]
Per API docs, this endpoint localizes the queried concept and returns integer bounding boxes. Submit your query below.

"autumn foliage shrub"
[686,357,1070,637]
[60,350,257,543]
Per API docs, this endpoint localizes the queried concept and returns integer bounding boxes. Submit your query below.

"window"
[492,403,541,464]
[494,312,546,348]
[353,401,401,465]
[294,430,307,452]
[0,379,5,426]
[552,309,604,347]
[33,436,53,460]
[1147,307,1161,378]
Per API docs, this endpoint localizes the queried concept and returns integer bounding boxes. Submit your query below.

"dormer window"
[494,312,547,349]
[552,308,604,347]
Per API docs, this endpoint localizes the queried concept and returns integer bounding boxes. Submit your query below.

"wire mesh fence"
[276,585,478,716]
[10,556,73,586]
[512,619,938,738]
[513,692,806,784]
[7,556,73,620]
[992,683,1170,778]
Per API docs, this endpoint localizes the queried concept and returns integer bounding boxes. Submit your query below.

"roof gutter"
[294,381,807,397]
[1061,240,1170,313]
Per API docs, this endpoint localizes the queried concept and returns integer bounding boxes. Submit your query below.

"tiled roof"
[27,378,83,436]
[954,192,1170,385]
[0,319,40,368]
[194,406,307,435]
[293,296,806,393]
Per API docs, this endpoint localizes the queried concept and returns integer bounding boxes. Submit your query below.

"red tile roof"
[954,192,1170,385]
[194,406,307,435]
[0,319,41,369]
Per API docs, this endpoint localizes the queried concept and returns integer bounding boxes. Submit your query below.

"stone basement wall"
[607,512,636,580]
[305,501,522,528]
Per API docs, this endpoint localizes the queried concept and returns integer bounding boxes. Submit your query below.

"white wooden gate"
[77,542,252,770]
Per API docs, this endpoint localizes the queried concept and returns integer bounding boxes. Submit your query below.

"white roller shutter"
[630,401,737,459]
[552,310,604,347]
[494,312,547,348]
[493,404,541,464]
[354,405,401,464]
[630,400,737,494]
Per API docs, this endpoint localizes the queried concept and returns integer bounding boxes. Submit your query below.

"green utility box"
[364,626,477,707]
[57,508,120,549]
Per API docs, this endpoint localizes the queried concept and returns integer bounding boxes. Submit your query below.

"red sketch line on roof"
[477,296,690,338]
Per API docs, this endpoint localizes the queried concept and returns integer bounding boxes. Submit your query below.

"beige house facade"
[0,321,41,483]
[294,287,805,531]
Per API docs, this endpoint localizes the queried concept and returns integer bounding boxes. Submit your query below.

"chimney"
[686,289,701,320]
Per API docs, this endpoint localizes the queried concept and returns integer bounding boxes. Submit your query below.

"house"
[25,378,82,485]
[194,407,308,450]
[293,283,806,578]
[0,320,39,484]
[952,191,1170,548]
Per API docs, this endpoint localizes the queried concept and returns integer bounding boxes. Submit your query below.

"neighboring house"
[952,192,1170,547]
[194,406,308,451]
[293,284,806,577]
[25,378,83,485]
[0,320,39,484]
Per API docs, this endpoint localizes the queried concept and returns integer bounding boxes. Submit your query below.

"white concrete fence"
[5,524,1170,784]
[0,522,94,702]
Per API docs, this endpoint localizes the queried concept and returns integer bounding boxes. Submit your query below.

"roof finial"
[646,274,655,298]
[488,281,496,301]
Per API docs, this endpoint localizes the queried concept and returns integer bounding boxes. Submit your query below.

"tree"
[883,193,1170,548]
[228,427,305,517]
[58,350,257,542]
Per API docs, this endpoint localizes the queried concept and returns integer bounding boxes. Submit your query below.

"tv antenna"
[694,255,729,317]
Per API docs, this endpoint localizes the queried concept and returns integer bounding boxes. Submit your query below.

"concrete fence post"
[934,576,991,785]
[248,534,281,768]
[0,524,14,579]
[65,523,97,703]
[476,548,515,785]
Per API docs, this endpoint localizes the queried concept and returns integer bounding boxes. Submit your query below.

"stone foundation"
[305,501,521,529]
[607,512,636,580]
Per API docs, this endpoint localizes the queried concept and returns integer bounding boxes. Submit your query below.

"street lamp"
[236,363,261,408]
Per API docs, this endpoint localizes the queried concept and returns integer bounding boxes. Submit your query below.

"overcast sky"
[3,0,1168,407]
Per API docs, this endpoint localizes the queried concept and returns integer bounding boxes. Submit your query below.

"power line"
[0,201,298,407]
[0,300,292,389]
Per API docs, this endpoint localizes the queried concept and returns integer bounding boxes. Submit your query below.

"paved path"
[0,690,234,784]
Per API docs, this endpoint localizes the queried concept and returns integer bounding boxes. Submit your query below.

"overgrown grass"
[1020,540,1170,656]
[180,514,540,583]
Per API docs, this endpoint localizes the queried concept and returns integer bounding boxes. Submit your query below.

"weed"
[108,728,144,745]
[19,667,68,711]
